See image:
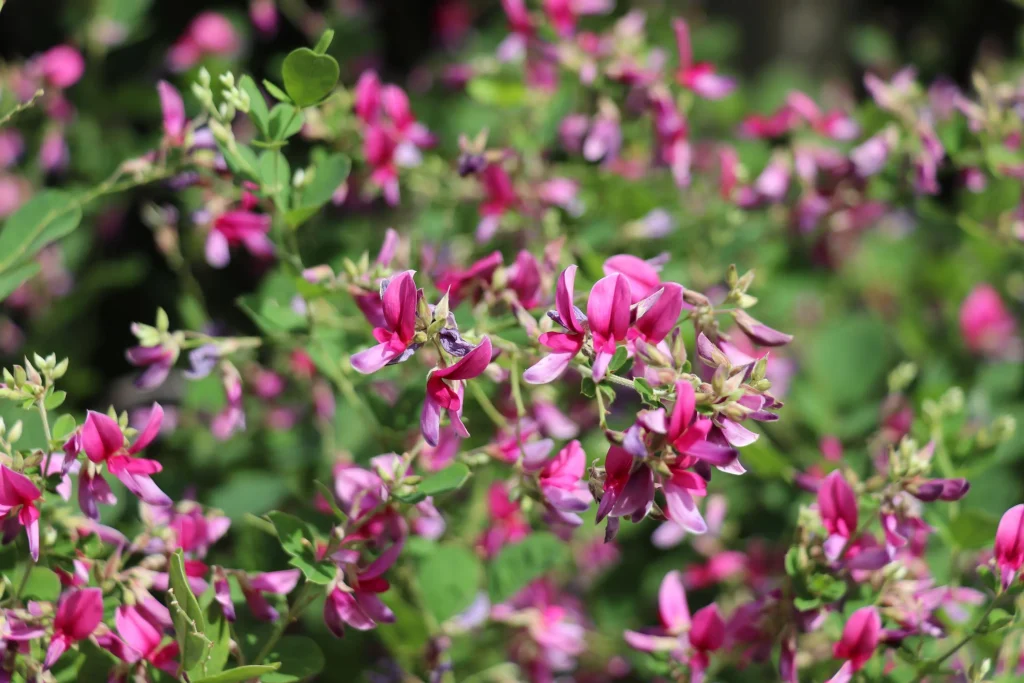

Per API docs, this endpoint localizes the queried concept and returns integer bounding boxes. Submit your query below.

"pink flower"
[818,471,857,561]
[828,607,881,682]
[544,0,576,37]
[524,265,587,384]
[421,336,493,446]
[673,20,735,100]
[960,284,1019,358]
[435,251,503,306]
[479,482,530,557]
[44,588,104,668]
[207,207,274,269]
[996,504,1024,588]
[587,274,631,381]
[666,381,737,467]
[381,85,434,149]
[38,45,85,89]
[507,250,543,309]
[125,342,177,390]
[249,0,278,36]
[241,570,301,621]
[625,570,722,681]
[106,605,179,674]
[350,271,419,374]
[168,12,240,70]
[77,404,171,506]
[602,254,662,304]
[324,546,400,636]
[0,464,42,561]
[537,440,592,515]
[630,283,684,348]
[354,71,382,123]
[157,81,186,145]
[596,445,654,526]
[477,164,519,242]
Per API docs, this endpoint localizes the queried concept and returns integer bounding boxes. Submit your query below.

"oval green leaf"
[281,47,339,108]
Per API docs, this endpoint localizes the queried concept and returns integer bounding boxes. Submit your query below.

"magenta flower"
[354,71,382,123]
[364,123,401,205]
[479,482,530,557]
[249,0,278,36]
[960,284,1019,358]
[731,310,793,347]
[435,251,503,306]
[157,81,186,145]
[909,478,969,502]
[44,588,104,668]
[0,464,42,560]
[818,471,857,560]
[650,92,692,187]
[350,271,419,374]
[37,45,85,89]
[324,546,400,636]
[587,273,631,381]
[381,85,434,150]
[827,607,881,683]
[125,341,177,390]
[206,207,274,269]
[602,254,662,304]
[673,19,735,100]
[596,445,654,526]
[630,282,683,350]
[536,440,592,516]
[242,569,301,621]
[996,504,1024,588]
[106,605,179,674]
[477,164,519,242]
[421,336,493,446]
[78,404,171,506]
[507,250,543,309]
[524,265,587,384]
[666,382,737,466]
[168,12,240,71]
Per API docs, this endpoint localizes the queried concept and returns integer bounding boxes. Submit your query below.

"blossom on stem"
[77,404,171,506]
[524,265,587,384]
[672,19,735,100]
[44,588,103,668]
[105,605,179,674]
[324,544,401,636]
[0,464,42,561]
[996,504,1024,588]
[157,81,186,146]
[350,271,419,374]
[818,470,857,561]
[587,274,631,381]
[421,336,493,446]
[206,204,274,269]
[959,284,1020,359]
[827,606,881,683]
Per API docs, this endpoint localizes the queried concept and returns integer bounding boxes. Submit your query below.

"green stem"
[574,363,637,389]
[910,599,1000,683]
[252,582,322,665]
[469,382,508,429]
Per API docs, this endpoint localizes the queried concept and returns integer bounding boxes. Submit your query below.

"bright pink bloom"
[477,164,519,242]
[38,45,85,89]
[524,265,586,384]
[78,404,171,506]
[996,504,1024,588]
[157,81,186,145]
[421,336,493,446]
[507,250,543,309]
[960,284,1018,357]
[354,71,382,123]
[688,604,726,683]
[435,251,503,306]
[108,605,179,673]
[249,0,278,36]
[602,254,661,304]
[350,271,419,374]
[0,465,42,561]
[587,274,631,381]
[818,471,857,560]
[666,381,736,466]
[125,341,177,390]
[829,606,881,681]
[544,0,576,37]
[631,283,683,346]
[596,445,654,526]
[242,569,301,621]
[673,20,735,100]
[538,440,592,514]
[207,209,274,268]
[501,0,534,35]
[381,85,433,149]
[45,588,104,668]
[324,546,400,636]
[650,92,692,187]
[168,12,240,71]
[479,482,530,557]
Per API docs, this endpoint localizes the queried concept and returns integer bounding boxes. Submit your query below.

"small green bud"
[8,420,23,444]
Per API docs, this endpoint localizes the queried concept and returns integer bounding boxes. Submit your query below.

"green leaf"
[793,596,822,611]
[192,664,281,683]
[267,104,304,141]
[285,153,350,228]
[312,29,335,55]
[259,150,291,211]
[267,511,335,585]
[263,80,291,103]
[0,190,82,274]
[188,604,230,679]
[239,75,270,138]
[607,347,630,374]
[947,509,1000,550]
[313,480,347,521]
[51,414,77,441]
[281,47,339,107]
[258,636,325,683]
[13,565,60,601]
[466,77,527,108]
[488,533,568,603]
[580,377,596,398]
[44,390,67,410]
[217,140,260,181]
[393,463,471,504]
[169,549,209,671]
[0,261,39,301]
[237,296,307,335]
[209,472,289,521]
[418,545,483,623]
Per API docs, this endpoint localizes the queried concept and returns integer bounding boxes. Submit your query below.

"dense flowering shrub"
[0,1,1023,682]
